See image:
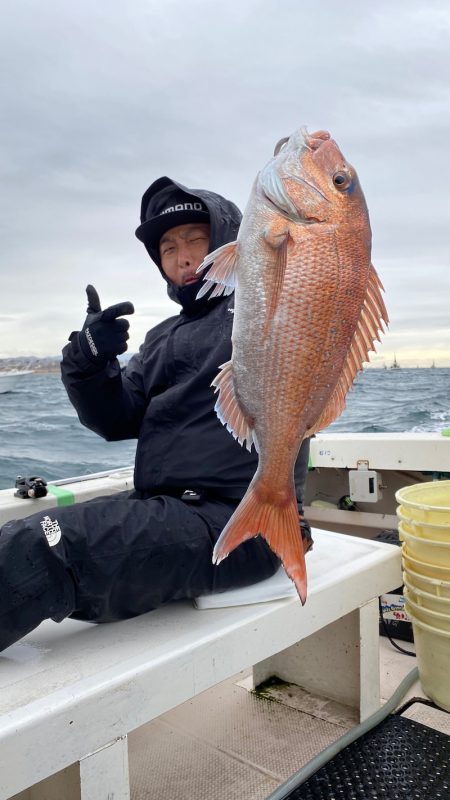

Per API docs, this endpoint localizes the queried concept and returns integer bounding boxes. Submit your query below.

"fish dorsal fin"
[306,264,388,436]
[196,241,238,299]
[211,360,256,452]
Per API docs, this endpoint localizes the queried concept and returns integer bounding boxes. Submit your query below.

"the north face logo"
[40,515,62,546]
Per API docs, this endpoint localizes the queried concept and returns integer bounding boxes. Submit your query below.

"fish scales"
[197,127,387,603]
[234,233,368,479]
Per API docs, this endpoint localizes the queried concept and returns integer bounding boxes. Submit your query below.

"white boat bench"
[0,529,401,800]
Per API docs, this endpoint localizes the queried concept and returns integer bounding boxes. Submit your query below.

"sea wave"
[0,368,449,490]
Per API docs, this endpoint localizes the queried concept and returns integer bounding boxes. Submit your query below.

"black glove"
[78,285,135,364]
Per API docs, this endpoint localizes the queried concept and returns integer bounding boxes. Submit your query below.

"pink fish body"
[197,128,388,603]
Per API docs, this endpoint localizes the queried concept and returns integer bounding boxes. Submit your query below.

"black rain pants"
[0,491,282,652]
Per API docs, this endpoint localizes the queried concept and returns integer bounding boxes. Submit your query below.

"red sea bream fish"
[197,127,388,604]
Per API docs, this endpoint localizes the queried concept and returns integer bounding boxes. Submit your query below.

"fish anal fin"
[212,360,255,451]
[213,481,307,604]
[196,241,238,299]
[306,263,388,436]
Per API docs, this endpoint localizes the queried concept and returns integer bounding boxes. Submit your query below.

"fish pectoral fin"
[212,360,255,452]
[196,241,238,299]
[306,264,389,436]
[262,217,290,250]
[213,481,307,605]
[262,226,290,339]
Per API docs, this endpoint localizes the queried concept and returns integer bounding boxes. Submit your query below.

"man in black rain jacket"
[0,178,311,652]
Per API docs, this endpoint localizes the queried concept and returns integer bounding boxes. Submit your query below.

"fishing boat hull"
[0,370,34,394]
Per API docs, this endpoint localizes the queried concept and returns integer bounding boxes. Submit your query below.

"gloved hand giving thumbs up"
[79,285,135,364]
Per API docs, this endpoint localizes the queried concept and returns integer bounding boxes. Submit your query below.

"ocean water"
[0,372,136,491]
[0,368,449,491]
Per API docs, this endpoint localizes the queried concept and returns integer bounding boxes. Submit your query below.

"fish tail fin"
[213,480,307,604]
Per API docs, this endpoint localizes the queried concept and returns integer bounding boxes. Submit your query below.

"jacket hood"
[136,177,242,315]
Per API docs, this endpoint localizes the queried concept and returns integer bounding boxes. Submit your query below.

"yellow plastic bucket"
[397,509,450,542]
[402,550,450,581]
[396,480,450,524]
[403,575,450,614]
[399,524,450,567]
[404,590,450,632]
[405,612,450,712]
[402,566,450,598]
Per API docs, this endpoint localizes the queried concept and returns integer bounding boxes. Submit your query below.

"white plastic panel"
[311,433,449,472]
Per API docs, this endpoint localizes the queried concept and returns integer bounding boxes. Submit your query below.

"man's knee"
[0,516,75,651]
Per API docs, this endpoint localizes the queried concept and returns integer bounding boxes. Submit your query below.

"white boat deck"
[8,640,449,800]
[126,640,448,800]
[2,528,449,800]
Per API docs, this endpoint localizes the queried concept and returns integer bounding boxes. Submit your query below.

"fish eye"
[333,171,352,191]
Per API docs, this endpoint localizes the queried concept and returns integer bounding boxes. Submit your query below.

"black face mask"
[167,276,225,317]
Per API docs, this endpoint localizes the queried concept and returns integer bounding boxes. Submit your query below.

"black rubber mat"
[285,715,450,799]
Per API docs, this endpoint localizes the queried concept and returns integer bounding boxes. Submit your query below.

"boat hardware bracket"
[349,462,383,503]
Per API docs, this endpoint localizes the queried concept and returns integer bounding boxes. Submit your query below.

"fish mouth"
[274,128,331,157]
[300,127,331,151]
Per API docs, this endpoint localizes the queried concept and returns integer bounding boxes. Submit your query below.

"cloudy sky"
[1,0,449,366]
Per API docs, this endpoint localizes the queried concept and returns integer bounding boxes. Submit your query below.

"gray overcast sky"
[1,0,449,366]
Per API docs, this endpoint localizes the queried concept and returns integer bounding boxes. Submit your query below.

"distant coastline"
[0,356,61,374]
[0,354,131,374]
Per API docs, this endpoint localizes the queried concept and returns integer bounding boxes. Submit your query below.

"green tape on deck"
[47,485,76,506]
[307,455,314,470]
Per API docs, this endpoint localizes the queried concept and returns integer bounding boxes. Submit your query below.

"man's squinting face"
[159,223,210,286]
